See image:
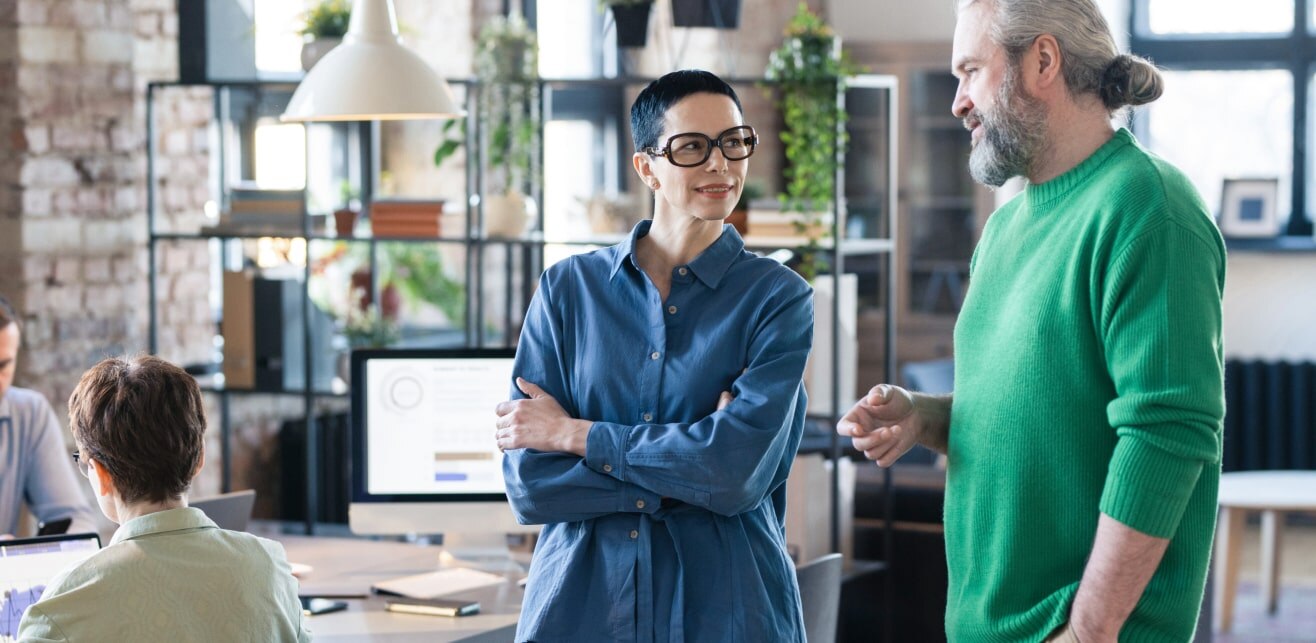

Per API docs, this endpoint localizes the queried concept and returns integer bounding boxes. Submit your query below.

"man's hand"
[837,384,923,467]
[495,378,592,456]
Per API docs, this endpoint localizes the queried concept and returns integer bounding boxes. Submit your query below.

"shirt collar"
[110,506,218,545]
[608,220,745,289]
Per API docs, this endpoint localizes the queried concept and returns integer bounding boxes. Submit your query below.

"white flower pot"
[484,191,535,238]
[301,37,341,72]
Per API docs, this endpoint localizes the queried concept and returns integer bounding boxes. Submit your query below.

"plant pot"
[671,0,742,29]
[333,208,358,237]
[726,207,749,235]
[300,37,341,72]
[484,191,536,238]
[610,2,653,48]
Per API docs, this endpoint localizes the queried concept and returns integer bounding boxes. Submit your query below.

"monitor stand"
[435,532,530,575]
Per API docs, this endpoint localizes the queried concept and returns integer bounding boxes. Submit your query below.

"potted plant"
[764,3,861,281]
[671,0,741,29]
[299,0,351,71]
[476,12,540,237]
[333,179,360,237]
[600,0,654,48]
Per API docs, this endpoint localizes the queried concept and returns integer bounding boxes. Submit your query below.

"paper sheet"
[371,567,505,599]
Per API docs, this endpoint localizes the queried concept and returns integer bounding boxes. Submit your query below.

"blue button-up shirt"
[504,221,813,642]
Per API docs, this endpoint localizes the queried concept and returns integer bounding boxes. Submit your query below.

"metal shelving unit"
[144,74,899,552]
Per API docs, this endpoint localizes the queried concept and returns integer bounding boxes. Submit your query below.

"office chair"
[797,553,844,642]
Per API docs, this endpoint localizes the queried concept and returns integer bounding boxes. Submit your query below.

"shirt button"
[678,267,688,276]
[650,351,660,360]
[603,464,613,473]
[642,412,652,422]
[667,305,677,314]
[635,500,646,509]
[629,530,639,539]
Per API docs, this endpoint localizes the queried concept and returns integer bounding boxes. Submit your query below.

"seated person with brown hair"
[17,355,310,642]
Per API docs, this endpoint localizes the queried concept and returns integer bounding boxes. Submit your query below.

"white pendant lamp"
[281,0,464,122]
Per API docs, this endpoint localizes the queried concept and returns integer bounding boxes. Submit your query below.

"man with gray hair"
[0,294,100,538]
[839,0,1224,641]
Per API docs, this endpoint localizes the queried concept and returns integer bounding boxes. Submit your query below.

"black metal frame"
[1130,0,1315,237]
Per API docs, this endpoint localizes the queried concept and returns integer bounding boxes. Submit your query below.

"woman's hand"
[495,378,592,456]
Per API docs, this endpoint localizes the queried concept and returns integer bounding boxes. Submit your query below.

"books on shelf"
[745,208,833,240]
[202,186,304,235]
[369,199,445,238]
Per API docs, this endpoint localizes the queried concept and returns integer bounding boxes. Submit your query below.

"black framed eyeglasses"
[644,125,759,168]
[72,451,89,478]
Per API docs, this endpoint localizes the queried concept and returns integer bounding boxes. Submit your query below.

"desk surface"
[275,535,524,642]
[1217,471,1316,510]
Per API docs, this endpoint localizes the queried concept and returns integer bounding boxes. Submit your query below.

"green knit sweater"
[946,129,1226,642]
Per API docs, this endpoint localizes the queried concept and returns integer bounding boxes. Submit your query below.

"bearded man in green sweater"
[838,0,1225,641]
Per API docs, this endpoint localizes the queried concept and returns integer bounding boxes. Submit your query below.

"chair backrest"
[796,552,844,643]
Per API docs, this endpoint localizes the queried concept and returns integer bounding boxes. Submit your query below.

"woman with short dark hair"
[496,69,812,642]
[17,355,309,642]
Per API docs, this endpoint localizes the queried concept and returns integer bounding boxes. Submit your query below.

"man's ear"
[1031,34,1063,90]
[193,452,205,478]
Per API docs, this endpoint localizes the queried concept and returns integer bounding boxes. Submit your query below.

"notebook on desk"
[0,533,101,638]
[371,567,504,599]
[190,489,256,532]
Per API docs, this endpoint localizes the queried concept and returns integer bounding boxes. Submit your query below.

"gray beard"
[967,69,1048,187]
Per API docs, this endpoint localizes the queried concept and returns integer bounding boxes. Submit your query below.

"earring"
[650,180,660,190]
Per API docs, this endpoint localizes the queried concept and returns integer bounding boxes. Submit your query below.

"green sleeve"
[1097,218,1225,538]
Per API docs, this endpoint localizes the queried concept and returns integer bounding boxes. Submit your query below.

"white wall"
[1223,254,1316,361]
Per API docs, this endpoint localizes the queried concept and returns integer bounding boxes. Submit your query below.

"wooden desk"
[275,535,525,642]
[1213,470,1316,633]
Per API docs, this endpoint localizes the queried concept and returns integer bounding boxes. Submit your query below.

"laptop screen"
[1,533,100,638]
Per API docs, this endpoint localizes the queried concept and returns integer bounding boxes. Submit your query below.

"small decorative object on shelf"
[475,12,540,238]
[1218,177,1281,239]
[671,0,742,29]
[333,180,361,237]
[299,0,351,71]
[764,3,862,281]
[601,0,654,48]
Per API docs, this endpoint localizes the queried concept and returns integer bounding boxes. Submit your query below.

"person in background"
[839,0,1225,641]
[17,355,310,642]
[495,69,813,642]
[0,295,99,539]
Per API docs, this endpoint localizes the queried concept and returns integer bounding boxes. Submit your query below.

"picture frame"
[1219,178,1281,238]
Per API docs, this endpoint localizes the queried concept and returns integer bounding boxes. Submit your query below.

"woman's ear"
[90,459,115,498]
[193,452,206,478]
[633,152,658,190]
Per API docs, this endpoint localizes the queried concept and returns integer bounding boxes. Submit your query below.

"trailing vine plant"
[764,3,862,280]
[475,12,540,198]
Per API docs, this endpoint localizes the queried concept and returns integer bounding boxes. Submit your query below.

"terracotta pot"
[726,208,749,235]
[333,208,357,237]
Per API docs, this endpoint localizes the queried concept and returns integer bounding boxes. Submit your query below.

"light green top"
[18,507,310,643]
[947,129,1226,642]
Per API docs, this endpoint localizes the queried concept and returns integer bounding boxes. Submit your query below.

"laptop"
[0,533,101,637]
[190,489,257,532]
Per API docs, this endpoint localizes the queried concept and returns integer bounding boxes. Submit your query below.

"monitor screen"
[349,348,535,537]
[1,533,101,637]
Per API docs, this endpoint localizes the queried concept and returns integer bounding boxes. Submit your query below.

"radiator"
[1223,360,1316,471]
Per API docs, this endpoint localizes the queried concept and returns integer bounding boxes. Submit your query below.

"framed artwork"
[1219,178,1281,238]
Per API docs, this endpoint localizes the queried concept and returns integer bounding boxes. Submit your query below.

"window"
[1131,0,1314,236]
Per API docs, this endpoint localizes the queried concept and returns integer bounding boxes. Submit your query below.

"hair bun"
[1100,54,1164,109]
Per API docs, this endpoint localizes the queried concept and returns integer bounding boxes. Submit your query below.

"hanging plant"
[764,3,862,281]
[475,13,539,196]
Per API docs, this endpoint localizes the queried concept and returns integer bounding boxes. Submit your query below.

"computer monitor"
[349,348,538,552]
[1,533,101,637]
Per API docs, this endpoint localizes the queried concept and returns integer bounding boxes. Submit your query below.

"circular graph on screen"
[378,370,425,414]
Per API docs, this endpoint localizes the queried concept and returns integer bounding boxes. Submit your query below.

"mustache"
[963,112,983,131]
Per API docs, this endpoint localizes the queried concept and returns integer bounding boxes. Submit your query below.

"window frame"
[1130,0,1314,236]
